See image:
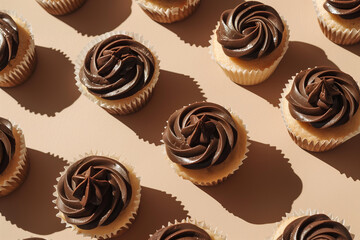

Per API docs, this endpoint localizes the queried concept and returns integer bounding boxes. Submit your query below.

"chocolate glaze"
[277,214,352,240]
[216,1,284,60]
[286,66,360,129]
[80,34,155,100]
[56,156,132,230]
[324,0,360,19]
[0,117,15,174]
[148,223,212,240]
[0,12,19,71]
[163,102,237,170]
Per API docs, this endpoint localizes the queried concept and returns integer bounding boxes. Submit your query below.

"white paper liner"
[75,30,161,115]
[0,10,36,87]
[0,124,28,197]
[53,152,141,239]
[209,18,290,86]
[270,209,354,240]
[279,72,360,152]
[162,103,250,186]
[149,217,227,240]
[35,0,86,15]
[313,0,360,45]
[135,0,200,23]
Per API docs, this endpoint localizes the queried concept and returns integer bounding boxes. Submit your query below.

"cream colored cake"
[0,125,28,197]
[35,0,87,15]
[313,0,360,45]
[135,0,200,23]
[280,77,360,152]
[210,20,289,85]
[169,113,249,186]
[0,12,36,87]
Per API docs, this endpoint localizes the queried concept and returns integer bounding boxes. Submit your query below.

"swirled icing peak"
[216,1,284,60]
[324,0,360,19]
[286,66,360,129]
[148,223,212,240]
[56,156,132,230]
[0,117,15,174]
[80,34,155,100]
[0,12,19,71]
[162,102,238,169]
[277,214,352,240]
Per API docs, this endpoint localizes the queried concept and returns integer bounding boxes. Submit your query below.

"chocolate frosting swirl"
[56,156,132,230]
[286,66,360,129]
[148,223,212,240]
[216,1,284,60]
[80,34,155,100]
[0,12,19,71]
[0,117,15,174]
[324,0,360,19]
[277,214,352,240]
[163,102,237,170]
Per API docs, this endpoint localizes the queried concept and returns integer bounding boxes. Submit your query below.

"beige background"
[0,0,359,239]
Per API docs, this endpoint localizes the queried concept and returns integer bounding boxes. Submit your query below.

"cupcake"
[0,11,36,87]
[148,218,226,240]
[35,0,87,15]
[0,117,28,197]
[135,0,200,23]
[54,155,141,239]
[280,66,360,152]
[272,210,353,239]
[75,31,160,115]
[313,0,360,45]
[210,1,289,85]
[162,102,249,186]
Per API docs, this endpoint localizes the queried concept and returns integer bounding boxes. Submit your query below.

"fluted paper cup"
[53,152,141,239]
[75,30,160,115]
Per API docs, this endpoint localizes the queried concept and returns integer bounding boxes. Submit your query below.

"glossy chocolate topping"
[56,156,132,230]
[0,117,15,174]
[324,0,360,19]
[163,102,238,170]
[286,66,360,129]
[277,214,352,240]
[216,1,284,60]
[0,12,19,71]
[80,34,155,100]
[148,223,212,240]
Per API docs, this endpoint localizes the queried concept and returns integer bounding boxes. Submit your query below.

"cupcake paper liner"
[163,106,250,186]
[209,18,290,86]
[75,30,161,115]
[136,0,200,23]
[0,10,36,88]
[35,0,87,15]
[53,152,141,239]
[279,74,360,152]
[313,0,360,45]
[149,217,227,240]
[0,124,28,197]
[270,209,354,240]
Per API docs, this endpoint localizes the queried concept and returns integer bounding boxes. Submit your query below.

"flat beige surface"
[0,0,359,239]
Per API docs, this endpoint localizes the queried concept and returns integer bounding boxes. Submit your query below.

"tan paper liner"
[162,105,250,186]
[75,30,161,115]
[313,0,360,45]
[35,0,87,16]
[209,18,290,86]
[0,10,36,87]
[0,124,28,197]
[270,209,354,240]
[53,152,141,239]
[135,0,200,23]
[279,74,360,152]
[149,217,227,240]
